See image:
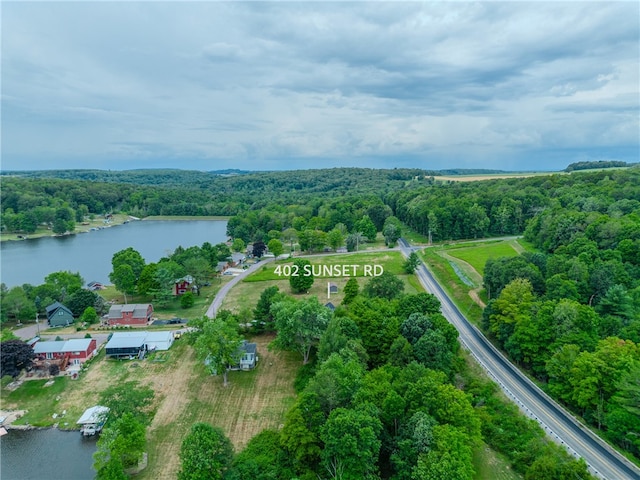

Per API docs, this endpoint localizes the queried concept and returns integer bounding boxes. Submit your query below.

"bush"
[180,292,195,309]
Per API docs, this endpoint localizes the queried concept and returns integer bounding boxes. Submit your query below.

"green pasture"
[244,251,406,283]
[442,240,521,276]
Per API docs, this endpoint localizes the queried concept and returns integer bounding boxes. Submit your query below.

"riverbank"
[141,215,230,221]
[0,213,135,242]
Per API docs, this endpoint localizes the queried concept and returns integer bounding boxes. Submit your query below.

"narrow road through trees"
[399,238,640,480]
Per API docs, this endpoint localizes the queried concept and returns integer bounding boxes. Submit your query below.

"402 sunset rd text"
[273,264,384,277]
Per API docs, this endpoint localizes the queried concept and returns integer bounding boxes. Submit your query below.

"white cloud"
[1,1,638,171]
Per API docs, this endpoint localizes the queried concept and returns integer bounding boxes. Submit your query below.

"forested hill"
[1,167,436,189]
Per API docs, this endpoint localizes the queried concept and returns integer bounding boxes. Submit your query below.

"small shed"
[77,405,109,436]
[46,302,74,327]
[145,331,174,351]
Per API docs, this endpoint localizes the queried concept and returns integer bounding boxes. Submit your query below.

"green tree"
[231,238,245,253]
[109,264,136,304]
[320,406,382,480]
[80,306,99,324]
[281,227,298,254]
[66,289,99,316]
[289,258,314,293]
[178,423,234,480]
[267,238,284,257]
[271,296,331,364]
[403,252,420,274]
[411,424,474,480]
[94,412,146,471]
[346,232,366,252]
[44,271,84,296]
[95,458,127,480]
[355,215,377,242]
[98,381,155,425]
[364,271,405,300]
[327,228,344,251]
[1,287,36,321]
[194,316,243,387]
[137,263,159,296]
[383,217,402,246]
[111,247,145,281]
[252,286,282,333]
[180,291,195,309]
[342,278,360,305]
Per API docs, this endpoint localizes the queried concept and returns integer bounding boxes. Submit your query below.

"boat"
[77,405,109,436]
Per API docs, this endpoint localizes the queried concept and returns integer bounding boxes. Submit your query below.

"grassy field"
[220,250,416,314]
[2,334,300,479]
[441,240,522,276]
[244,250,406,282]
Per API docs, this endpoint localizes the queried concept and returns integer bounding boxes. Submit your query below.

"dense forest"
[193,285,592,479]
[2,165,639,470]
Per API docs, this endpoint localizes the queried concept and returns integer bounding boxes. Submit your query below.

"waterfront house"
[46,302,74,327]
[105,331,174,358]
[61,338,97,366]
[32,337,97,372]
[107,304,153,326]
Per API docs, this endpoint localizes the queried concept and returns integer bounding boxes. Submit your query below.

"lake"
[0,220,228,287]
[0,429,97,480]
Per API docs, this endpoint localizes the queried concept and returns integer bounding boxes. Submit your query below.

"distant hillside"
[564,160,631,172]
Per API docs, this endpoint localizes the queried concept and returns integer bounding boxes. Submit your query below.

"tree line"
[184,271,592,479]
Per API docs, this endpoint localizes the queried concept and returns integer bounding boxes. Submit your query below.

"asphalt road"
[205,257,275,318]
[398,238,640,480]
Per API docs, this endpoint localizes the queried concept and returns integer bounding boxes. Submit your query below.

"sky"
[1,1,639,172]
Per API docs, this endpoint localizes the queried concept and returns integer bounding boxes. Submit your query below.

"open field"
[435,172,554,182]
[441,239,522,276]
[244,250,406,282]
[2,334,299,479]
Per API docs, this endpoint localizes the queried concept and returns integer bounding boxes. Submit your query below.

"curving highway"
[398,238,640,480]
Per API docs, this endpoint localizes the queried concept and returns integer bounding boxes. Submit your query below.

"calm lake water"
[0,429,97,480]
[0,220,228,287]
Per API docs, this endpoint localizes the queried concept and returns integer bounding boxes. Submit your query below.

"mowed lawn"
[442,240,522,276]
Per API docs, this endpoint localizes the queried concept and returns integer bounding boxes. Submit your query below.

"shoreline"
[0,215,230,243]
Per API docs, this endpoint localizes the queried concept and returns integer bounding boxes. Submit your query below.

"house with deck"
[107,304,153,326]
[32,337,97,372]
[46,302,74,327]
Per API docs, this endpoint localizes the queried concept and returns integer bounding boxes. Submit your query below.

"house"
[32,337,97,372]
[61,338,97,366]
[173,275,195,296]
[237,340,258,370]
[216,261,229,274]
[107,304,153,326]
[328,282,338,294]
[46,302,74,327]
[205,340,258,373]
[105,332,147,359]
[33,340,67,361]
[325,302,336,311]
[87,281,106,291]
[230,253,246,267]
[77,405,109,436]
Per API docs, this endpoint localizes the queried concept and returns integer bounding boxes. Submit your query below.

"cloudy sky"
[2,1,638,172]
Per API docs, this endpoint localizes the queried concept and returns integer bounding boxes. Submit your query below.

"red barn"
[108,304,154,326]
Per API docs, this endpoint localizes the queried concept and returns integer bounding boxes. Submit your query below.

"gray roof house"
[236,340,257,371]
[46,302,74,327]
